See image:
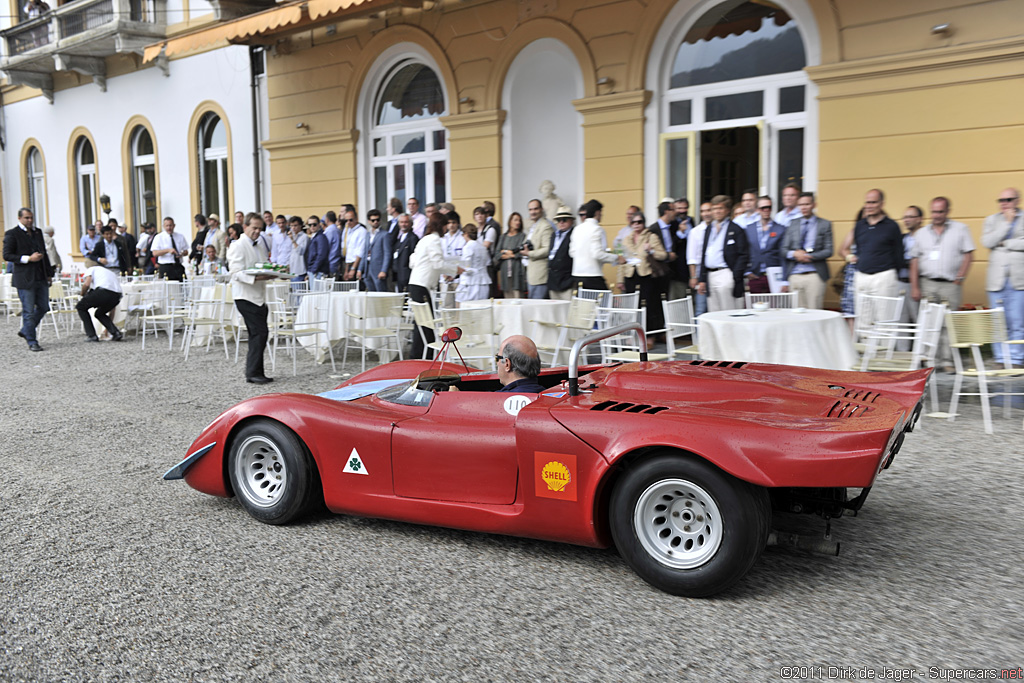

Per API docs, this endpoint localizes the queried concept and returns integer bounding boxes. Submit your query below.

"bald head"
[498,335,541,385]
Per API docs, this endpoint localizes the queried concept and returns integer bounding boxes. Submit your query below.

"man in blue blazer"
[305,220,331,280]
[360,209,392,292]
[781,192,834,309]
[744,196,786,294]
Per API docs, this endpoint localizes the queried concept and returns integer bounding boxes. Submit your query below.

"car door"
[391,390,526,504]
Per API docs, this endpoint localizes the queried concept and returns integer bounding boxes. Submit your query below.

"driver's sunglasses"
[494,354,507,364]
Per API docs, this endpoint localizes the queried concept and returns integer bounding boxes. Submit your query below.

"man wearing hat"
[204,213,227,260]
[547,206,577,301]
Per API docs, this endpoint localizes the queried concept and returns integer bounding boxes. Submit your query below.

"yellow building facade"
[126,0,1024,302]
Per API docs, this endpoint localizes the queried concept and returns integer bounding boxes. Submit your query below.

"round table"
[697,308,856,370]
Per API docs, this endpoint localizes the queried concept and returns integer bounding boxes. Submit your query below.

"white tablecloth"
[459,299,570,350]
[698,308,856,370]
[296,291,404,361]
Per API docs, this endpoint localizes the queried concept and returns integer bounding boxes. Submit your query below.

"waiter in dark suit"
[3,208,53,351]
[89,224,132,275]
[390,213,419,293]
[698,195,749,311]
[547,206,576,300]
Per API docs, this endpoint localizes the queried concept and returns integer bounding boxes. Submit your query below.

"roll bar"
[567,322,647,396]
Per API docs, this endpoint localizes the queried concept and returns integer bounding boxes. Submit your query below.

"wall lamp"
[295,122,309,132]
[931,23,952,36]
[99,193,111,216]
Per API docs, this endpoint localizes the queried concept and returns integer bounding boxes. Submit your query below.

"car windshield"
[376,380,434,407]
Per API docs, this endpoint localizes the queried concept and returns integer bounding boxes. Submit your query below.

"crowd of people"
[5,186,1022,374]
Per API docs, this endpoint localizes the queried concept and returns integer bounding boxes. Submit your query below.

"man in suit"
[391,213,419,293]
[190,214,209,271]
[698,195,748,311]
[650,200,687,301]
[3,208,53,351]
[89,225,132,275]
[781,192,834,309]
[744,195,786,295]
[113,219,137,269]
[521,199,553,299]
[981,187,1024,365]
[359,209,392,292]
[305,217,331,281]
[228,213,275,384]
[547,206,576,301]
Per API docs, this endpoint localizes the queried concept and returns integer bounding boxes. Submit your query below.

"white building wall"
[1,44,257,265]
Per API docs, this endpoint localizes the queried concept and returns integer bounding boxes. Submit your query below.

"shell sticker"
[343,448,368,475]
[535,451,577,501]
[503,395,532,416]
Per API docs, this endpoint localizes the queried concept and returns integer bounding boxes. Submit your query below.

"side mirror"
[441,327,462,343]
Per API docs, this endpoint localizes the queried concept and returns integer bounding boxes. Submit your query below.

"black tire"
[228,420,318,525]
[610,453,770,597]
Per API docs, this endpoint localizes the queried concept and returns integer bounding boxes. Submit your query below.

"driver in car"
[495,335,545,393]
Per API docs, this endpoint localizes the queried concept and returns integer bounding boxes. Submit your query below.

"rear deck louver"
[591,401,668,415]
[826,401,869,418]
[688,360,748,369]
[843,389,880,403]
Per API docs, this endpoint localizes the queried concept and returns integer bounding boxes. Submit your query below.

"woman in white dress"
[455,223,492,304]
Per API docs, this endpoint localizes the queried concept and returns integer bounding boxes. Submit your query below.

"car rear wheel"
[228,420,318,525]
[610,454,770,597]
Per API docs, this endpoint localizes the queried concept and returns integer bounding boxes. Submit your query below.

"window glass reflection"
[671,1,805,88]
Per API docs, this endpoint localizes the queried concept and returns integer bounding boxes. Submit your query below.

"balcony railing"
[2,0,163,60]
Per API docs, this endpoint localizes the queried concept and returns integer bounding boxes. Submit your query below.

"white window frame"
[131,126,156,228]
[27,146,46,226]
[356,47,450,216]
[198,114,229,220]
[75,138,97,232]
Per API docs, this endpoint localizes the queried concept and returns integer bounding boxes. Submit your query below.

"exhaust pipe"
[767,531,841,557]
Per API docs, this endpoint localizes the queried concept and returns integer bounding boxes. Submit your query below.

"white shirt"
[457,239,491,286]
[85,266,122,294]
[409,233,457,289]
[686,222,707,267]
[774,206,802,228]
[569,218,618,277]
[228,236,270,305]
[271,228,292,266]
[288,231,309,276]
[151,230,189,264]
[442,230,464,261]
[342,224,368,265]
[703,221,730,269]
[410,212,427,239]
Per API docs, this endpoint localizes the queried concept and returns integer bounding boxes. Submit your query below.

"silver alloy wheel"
[233,435,288,509]
[634,478,723,570]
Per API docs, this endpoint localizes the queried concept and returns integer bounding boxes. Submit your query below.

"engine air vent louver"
[827,401,869,418]
[688,360,747,369]
[591,401,669,415]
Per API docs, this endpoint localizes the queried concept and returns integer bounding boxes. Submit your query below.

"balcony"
[0,0,167,101]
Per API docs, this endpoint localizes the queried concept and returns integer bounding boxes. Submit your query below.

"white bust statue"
[538,180,566,224]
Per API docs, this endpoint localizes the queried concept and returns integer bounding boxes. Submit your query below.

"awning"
[143,0,378,63]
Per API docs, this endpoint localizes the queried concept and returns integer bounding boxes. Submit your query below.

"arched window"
[659,0,810,204]
[26,146,46,225]
[131,126,157,228]
[75,137,97,231]
[368,60,448,212]
[198,112,229,220]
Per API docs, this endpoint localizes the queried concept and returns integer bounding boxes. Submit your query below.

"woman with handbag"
[617,212,668,338]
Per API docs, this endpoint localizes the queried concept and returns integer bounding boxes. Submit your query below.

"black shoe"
[86,336,100,342]
[17,330,25,339]
[111,333,124,342]
[246,376,274,384]
[28,343,43,352]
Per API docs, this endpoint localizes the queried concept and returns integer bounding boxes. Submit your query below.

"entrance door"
[699,126,759,202]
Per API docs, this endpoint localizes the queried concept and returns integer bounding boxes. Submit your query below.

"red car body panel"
[177,359,929,549]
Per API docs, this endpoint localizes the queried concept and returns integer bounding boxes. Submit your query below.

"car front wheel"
[228,420,318,525]
[610,454,769,597]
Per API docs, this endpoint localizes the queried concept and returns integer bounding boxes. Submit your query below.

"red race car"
[165,324,930,597]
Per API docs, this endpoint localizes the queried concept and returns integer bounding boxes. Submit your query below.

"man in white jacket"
[228,213,276,384]
[569,199,624,291]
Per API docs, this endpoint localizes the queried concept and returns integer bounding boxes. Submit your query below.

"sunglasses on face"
[998,197,1017,203]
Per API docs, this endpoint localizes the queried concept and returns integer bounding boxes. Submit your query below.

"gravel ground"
[1,317,1022,682]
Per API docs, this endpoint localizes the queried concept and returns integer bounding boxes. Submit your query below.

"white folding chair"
[532,297,598,367]
[598,306,670,363]
[333,280,359,292]
[181,286,230,361]
[744,291,799,309]
[409,301,445,359]
[945,308,1024,434]
[343,293,406,372]
[272,290,336,375]
[663,296,700,360]
[141,281,186,350]
[853,293,904,347]
[576,286,611,308]
[440,302,501,370]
